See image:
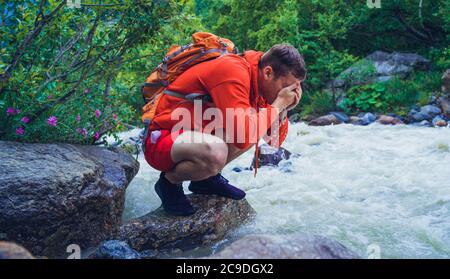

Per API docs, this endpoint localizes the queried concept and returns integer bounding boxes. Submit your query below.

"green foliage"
[301,91,336,116]
[0,0,204,143]
[340,71,442,114]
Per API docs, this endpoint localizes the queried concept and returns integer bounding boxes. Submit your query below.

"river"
[121,123,450,258]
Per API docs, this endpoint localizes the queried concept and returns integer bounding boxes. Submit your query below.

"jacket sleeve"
[208,80,280,149]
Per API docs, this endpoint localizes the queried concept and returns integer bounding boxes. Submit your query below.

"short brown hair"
[259,44,306,80]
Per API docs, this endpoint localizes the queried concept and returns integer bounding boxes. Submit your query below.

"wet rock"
[119,195,255,252]
[350,116,364,125]
[208,234,360,259]
[251,144,293,169]
[232,167,243,173]
[309,114,342,126]
[408,105,442,122]
[329,111,350,123]
[91,240,141,259]
[432,116,447,127]
[0,141,139,258]
[0,241,35,259]
[376,115,404,125]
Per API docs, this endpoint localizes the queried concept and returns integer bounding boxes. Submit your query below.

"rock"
[408,105,442,122]
[421,105,442,117]
[309,114,342,126]
[0,241,35,259]
[442,69,450,94]
[329,111,350,123]
[432,116,447,127]
[232,167,243,173]
[349,116,364,125]
[354,112,377,125]
[438,97,450,118]
[119,195,255,252]
[251,144,292,169]
[376,115,404,125]
[91,240,141,259]
[0,141,139,258]
[208,234,360,259]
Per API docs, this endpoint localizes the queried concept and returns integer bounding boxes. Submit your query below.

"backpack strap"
[163,89,208,101]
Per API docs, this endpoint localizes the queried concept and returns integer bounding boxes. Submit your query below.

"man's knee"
[200,141,228,174]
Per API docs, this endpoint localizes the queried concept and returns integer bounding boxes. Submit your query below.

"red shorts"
[144,129,184,172]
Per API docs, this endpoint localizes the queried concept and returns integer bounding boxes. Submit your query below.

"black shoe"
[154,172,196,216]
[188,173,246,200]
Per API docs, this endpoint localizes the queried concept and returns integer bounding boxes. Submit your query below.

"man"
[144,44,306,216]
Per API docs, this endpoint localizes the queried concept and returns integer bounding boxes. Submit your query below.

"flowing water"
[122,123,450,259]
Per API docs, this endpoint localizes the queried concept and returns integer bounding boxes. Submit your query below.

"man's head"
[258,44,306,104]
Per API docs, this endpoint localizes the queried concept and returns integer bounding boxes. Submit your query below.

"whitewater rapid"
[122,123,450,258]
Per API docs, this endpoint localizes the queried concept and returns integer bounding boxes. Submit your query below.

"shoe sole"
[188,186,246,200]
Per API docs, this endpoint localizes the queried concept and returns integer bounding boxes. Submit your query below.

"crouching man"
[144,44,306,216]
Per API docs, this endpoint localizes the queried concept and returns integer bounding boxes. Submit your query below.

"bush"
[339,71,442,114]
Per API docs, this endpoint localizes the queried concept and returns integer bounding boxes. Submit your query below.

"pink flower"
[21,117,30,124]
[81,128,87,138]
[84,89,89,94]
[16,126,24,135]
[16,109,20,114]
[94,132,100,140]
[95,109,101,119]
[76,115,81,122]
[6,107,15,116]
[47,95,53,99]
[47,116,58,126]
[112,113,117,120]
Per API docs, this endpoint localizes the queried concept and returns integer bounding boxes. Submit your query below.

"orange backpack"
[141,32,238,129]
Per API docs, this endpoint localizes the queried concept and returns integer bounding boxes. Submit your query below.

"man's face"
[258,65,301,104]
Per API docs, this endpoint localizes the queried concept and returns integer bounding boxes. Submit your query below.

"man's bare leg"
[164,131,229,184]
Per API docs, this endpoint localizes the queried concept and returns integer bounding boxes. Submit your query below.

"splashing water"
[123,123,450,259]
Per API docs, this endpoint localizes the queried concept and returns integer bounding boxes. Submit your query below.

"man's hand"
[286,83,302,111]
[271,82,300,111]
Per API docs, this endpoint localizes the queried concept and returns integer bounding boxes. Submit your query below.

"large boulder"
[251,144,293,169]
[119,195,255,252]
[0,241,35,259]
[0,141,139,258]
[208,234,360,259]
[408,105,442,122]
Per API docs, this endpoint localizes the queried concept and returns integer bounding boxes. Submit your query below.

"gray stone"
[421,105,442,117]
[119,195,255,252]
[0,241,35,259]
[361,112,376,125]
[329,111,350,123]
[309,114,342,126]
[91,240,141,259]
[412,120,432,127]
[251,144,293,169]
[208,234,360,259]
[0,141,139,258]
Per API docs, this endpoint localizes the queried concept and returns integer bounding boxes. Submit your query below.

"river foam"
[123,123,450,258]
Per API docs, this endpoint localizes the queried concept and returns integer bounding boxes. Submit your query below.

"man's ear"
[263,66,273,81]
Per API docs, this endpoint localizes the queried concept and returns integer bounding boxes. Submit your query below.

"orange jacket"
[149,50,288,150]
